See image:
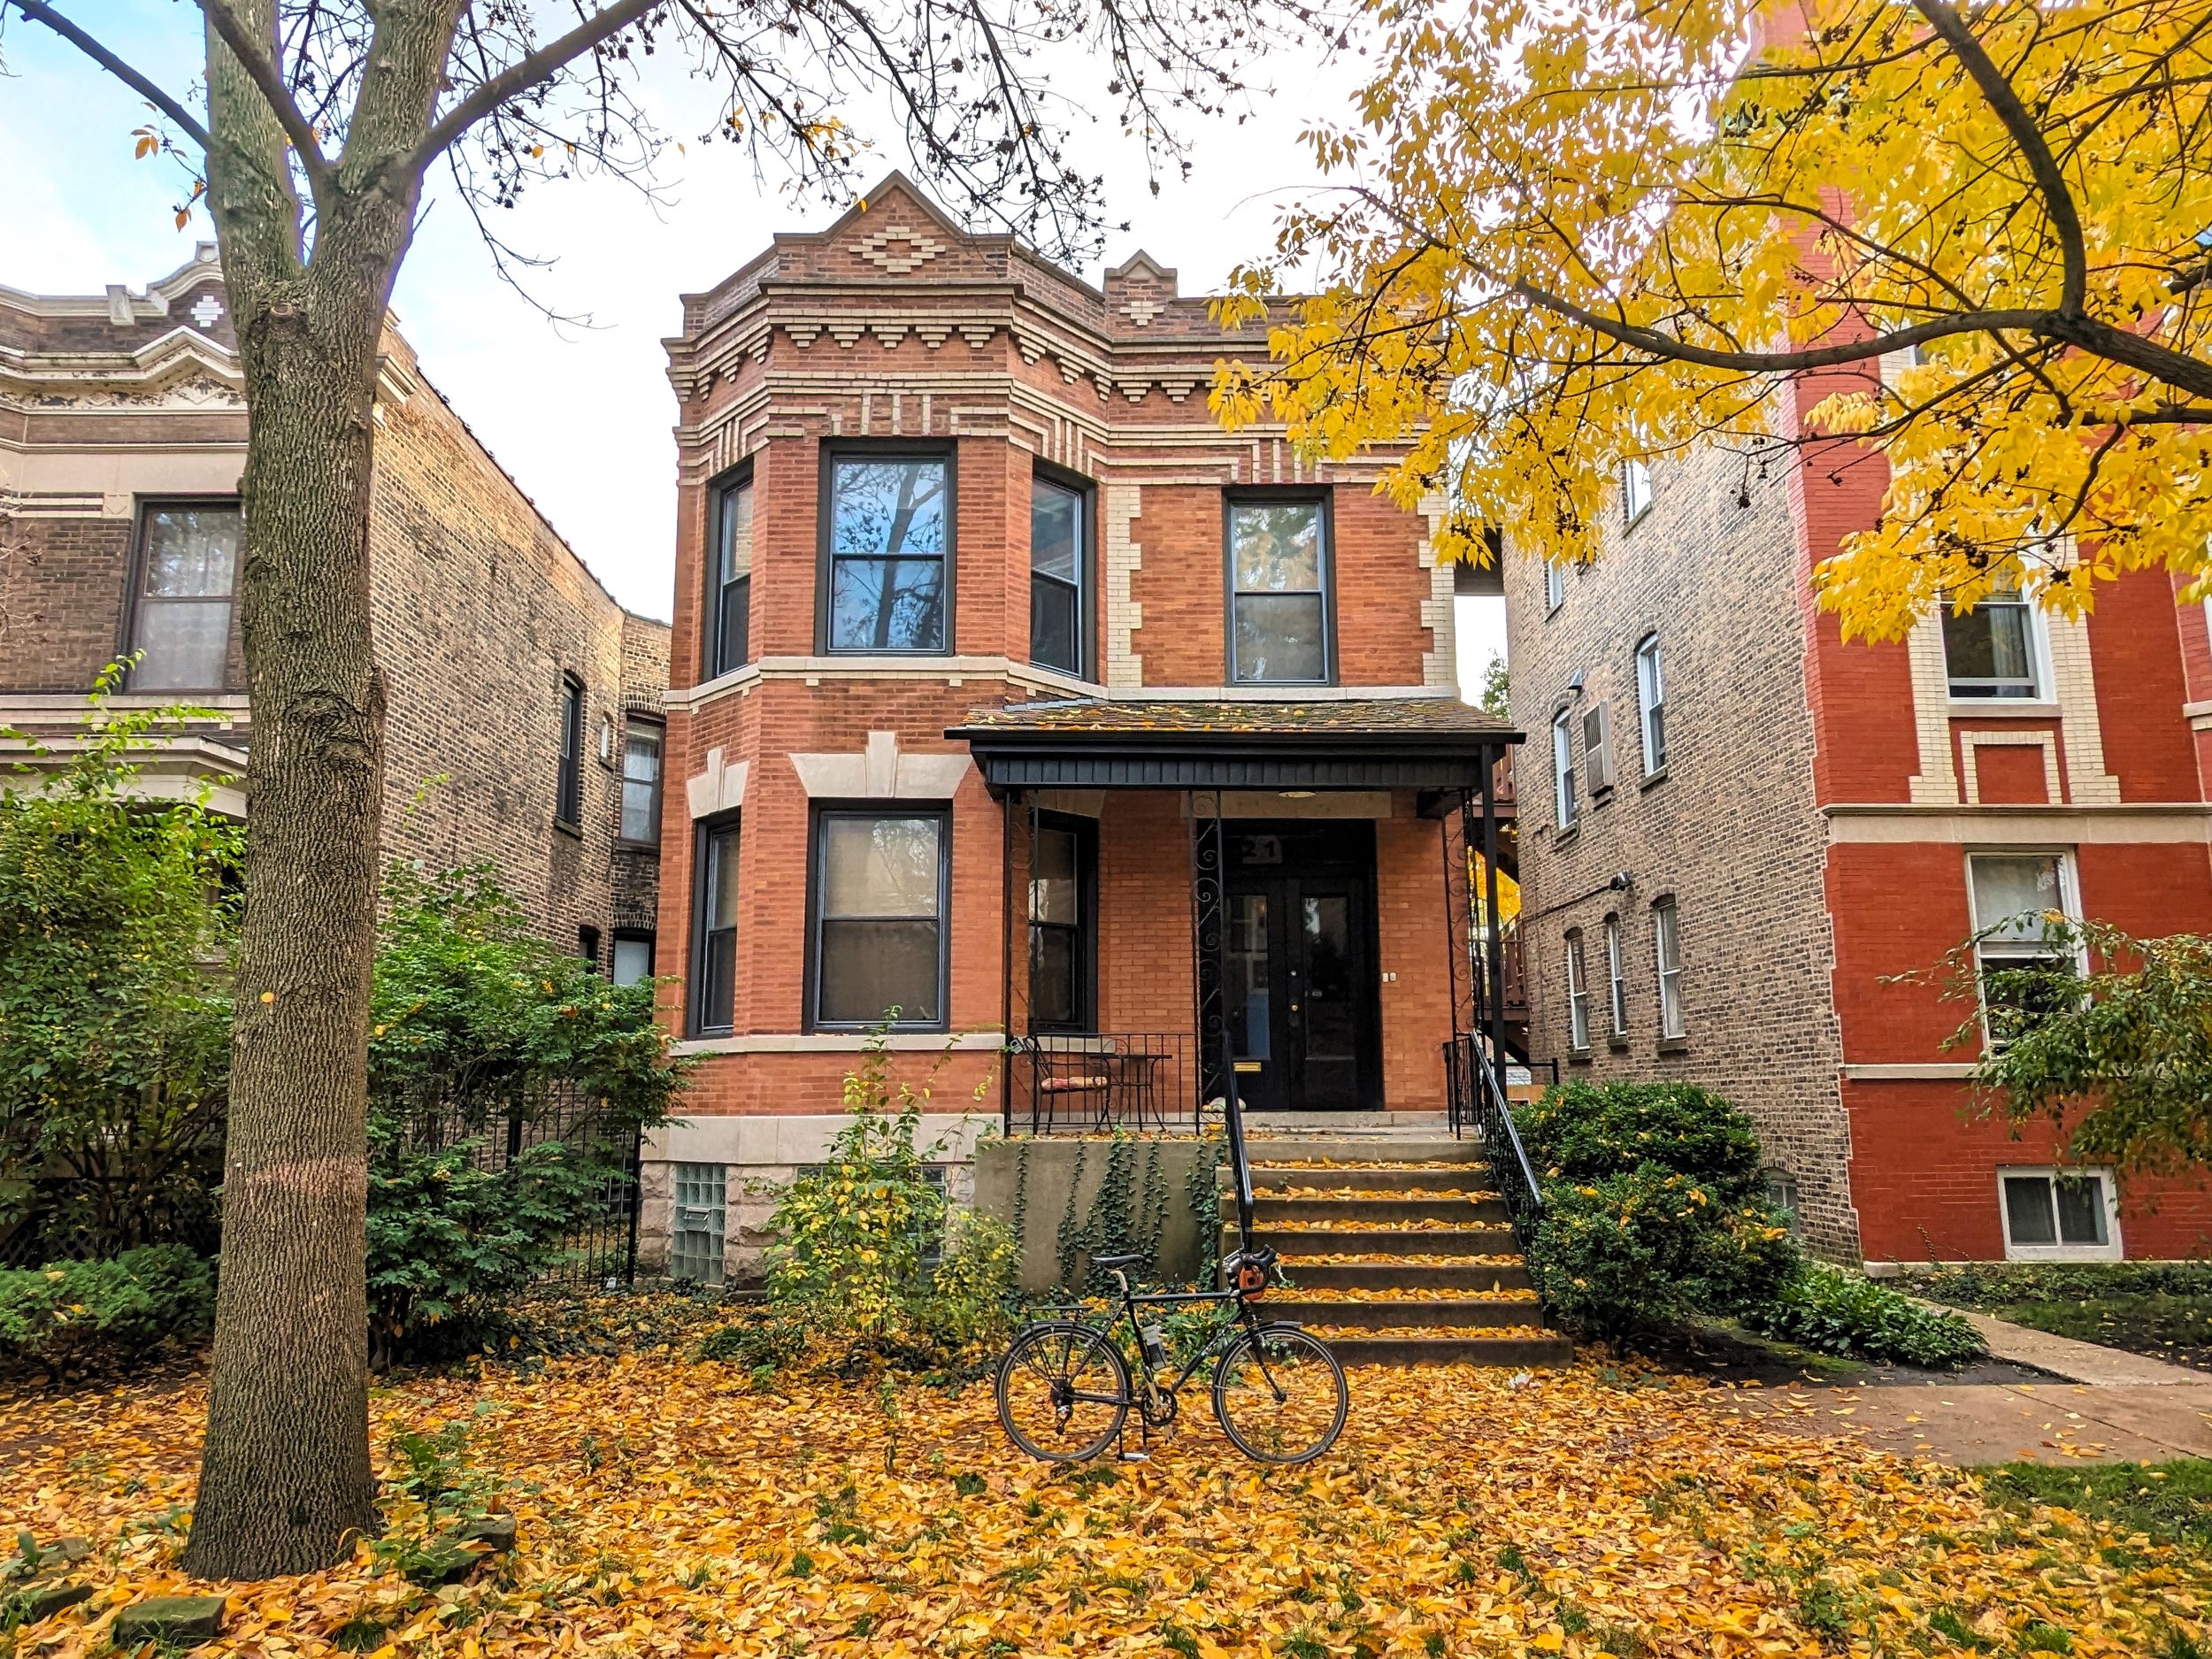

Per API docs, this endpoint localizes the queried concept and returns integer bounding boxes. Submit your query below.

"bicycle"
[994,1244,1348,1466]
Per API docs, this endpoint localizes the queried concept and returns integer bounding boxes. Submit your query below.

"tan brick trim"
[1825,803,2212,842]
[1958,728,2062,805]
[1104,483,1144,687]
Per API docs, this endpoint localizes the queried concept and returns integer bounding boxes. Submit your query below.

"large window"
[1653,896,1686,1040]
[1635,634,1667,777]
[1028,814,1095,1032]
[2000,1168,2119,1261]
[1551,707,1578,832]
[707,473,753,676]
[129,502,242,691]
[690,819,741,1034]
[1943,588,2040,699]
[556,675,585,829]
[1227,495,1331,683]
[1603,913,1628,1041]
[1564,929,1591,1052]
[1031,474,1087,677]
[823,450,949,653]
[619,720,664,845]
[811,809,949,1028]
[1968,852,2078,1046]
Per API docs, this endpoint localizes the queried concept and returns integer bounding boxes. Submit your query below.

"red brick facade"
[649,180,1486,1275]
[1509,348,2212,1264]
[0,246,667,955]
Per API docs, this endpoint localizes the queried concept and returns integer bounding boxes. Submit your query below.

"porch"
[948,697,1525,1137]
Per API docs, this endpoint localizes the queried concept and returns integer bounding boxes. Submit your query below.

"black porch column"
[1187,790,1228,1109]
[1480,747,1509,1097]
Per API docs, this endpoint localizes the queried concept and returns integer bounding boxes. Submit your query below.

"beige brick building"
[0,244,668,964]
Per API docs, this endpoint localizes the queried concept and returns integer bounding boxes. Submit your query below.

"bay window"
[810,808,949,1028]
[823,450,950,653]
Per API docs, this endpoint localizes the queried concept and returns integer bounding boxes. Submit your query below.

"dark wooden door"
[1224,823,1381,1112]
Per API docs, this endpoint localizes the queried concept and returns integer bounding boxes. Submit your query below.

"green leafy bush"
[1742,1262,1986,1367]
[1515,1081,1794,1345]
[763,1033,1013,1356]
[0,674,238,1263]
[0,1244,214,1377]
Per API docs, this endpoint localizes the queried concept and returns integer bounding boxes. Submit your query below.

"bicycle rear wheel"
[1211,1325,1347,1465]
[996,1322,1130,1463]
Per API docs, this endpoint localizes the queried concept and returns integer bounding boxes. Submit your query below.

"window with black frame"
[1031,474,1086,675]
[620,720,663,845]
[708,473,754,676]
[825,452,949,652]
[556,676,585,828]
[1027,815,1094,1031]
[1227,495,1330,682]
[691,819,741,1033]
[130,502,242,691]
[812,809,949,1027]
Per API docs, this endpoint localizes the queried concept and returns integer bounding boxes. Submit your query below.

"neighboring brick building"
[1506,358,2212,1265]
[0,244,668,968]
[649,177,1516,1283]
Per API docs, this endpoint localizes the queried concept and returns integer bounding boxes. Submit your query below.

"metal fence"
[1003,1032,1200,1135]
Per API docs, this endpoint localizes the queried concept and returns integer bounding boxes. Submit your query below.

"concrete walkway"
[1709,1310,2212,1464]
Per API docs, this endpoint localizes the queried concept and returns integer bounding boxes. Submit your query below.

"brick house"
[0,244,669,969]
[1504,357,2212,1265]
[649,178,1516,1283]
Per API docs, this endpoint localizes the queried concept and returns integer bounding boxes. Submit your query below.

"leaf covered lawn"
[2,1348,2206,1658]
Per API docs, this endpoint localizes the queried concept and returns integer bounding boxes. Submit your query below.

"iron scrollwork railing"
[1444,1034,1544,1246]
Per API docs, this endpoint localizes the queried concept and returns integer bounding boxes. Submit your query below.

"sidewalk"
[1708,1311,2212,1465]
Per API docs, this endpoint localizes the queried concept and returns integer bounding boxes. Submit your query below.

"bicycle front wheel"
[1211,1325,1348,1465]
[996,1323,1130,1463]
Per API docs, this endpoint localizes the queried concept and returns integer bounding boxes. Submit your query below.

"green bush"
[922,1209,1020,1348]
[1515,1081,1794,1345]
[1525,1169,1795,1346]
[0,1244,214,1377]
[1742,1262,1986,1367]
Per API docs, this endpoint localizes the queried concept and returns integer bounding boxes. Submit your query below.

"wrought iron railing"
[1442,1034,1545,1245]
[1002,1032,1199,1135]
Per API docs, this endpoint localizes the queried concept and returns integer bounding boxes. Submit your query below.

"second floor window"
[1228,496,1330,683]
[825,451,949,653]
[620,720,664,845]
[708,475,753,676]
[556,676,584,829]
[1943,588,2040,699]
[1031,475,1087,677]
[1636,634,1667,776]
[1582,702,1615,796]
[1544,562,1565,614]
[130,502,242,691]
[1623,458,1653,524]
[1968,852,2077,1047]
[1551,708,1578,831]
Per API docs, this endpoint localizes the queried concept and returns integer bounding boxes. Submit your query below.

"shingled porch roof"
[947,696,1521,792]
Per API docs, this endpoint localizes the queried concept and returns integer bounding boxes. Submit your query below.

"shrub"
[1525,1170,1795,1345]
[1742,1262,1986,1367]
[0,1244,215,1377]
[763,1033,1011,1356]
[1515,1081,1795,1345]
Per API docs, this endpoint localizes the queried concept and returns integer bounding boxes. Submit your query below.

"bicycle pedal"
[1118,1451,1152,1463]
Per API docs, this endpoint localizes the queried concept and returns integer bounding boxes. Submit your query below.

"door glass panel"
[1228,894,1271,1062]
[1300,893,1360,1106]
[1030,827,1079,924]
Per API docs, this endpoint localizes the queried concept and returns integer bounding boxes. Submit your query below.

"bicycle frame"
[1098,1270,1273,1410]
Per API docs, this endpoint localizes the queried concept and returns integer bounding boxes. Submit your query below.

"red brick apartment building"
[1505,356,2212,1266]
[0,244,669,967]
[648,178,1514,1282]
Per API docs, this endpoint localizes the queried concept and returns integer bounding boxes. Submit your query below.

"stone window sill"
[1566,1048,1594,1065]
[1607,1037,1631,1053]
[554,818,585,841]
[1656,1035,1690,1056]
[1640,767,1671,792]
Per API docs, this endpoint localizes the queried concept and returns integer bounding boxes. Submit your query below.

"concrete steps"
[1219,1135,1573,1369]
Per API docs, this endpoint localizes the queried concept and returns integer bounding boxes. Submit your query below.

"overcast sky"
[0,2,1505,687]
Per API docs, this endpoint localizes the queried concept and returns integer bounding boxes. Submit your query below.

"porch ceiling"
[948,696,1520,792]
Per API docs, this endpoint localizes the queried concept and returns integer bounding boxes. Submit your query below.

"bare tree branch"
[4,0,212,150]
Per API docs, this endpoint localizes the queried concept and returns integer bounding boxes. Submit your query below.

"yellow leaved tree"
[1213,0,2212,637]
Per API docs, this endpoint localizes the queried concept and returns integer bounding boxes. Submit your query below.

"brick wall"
[1505,436,1859,1255]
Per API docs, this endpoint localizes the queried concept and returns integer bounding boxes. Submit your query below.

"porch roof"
[948,695,1520,792]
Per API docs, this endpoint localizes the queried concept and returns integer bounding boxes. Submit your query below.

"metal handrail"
[1443,1034,1545,1245]
[1219,1031,1255,1248]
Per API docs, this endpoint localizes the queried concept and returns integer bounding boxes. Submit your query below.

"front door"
[1224,822,1382,1111]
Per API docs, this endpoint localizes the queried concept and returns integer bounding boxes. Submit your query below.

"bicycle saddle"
[1090,1253,1142,1269]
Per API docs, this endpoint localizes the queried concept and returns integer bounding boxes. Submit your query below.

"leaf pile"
[0,1355,2204,1657]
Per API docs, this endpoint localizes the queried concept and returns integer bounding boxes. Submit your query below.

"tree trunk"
[180,283,388,1580]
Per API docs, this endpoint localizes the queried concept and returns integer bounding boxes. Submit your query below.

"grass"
[1898,1263,2212,1371]
[1974,1460,2212,1556]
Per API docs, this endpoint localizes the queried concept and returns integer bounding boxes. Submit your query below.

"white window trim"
[1604,915,1627,1039]
[1564,930,1591,1052]
[1653,897,1686,1040]
[1622,458,1653,526]
[1544,562,1566,614]
[1940,589,2055,705]
[1551,707,1578,832]
[1965,847,2086,1045]
[1635,634,1666,778]
[1997,1165,2123,1262]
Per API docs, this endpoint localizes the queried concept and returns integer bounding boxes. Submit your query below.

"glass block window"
[670,1162,727,1285]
